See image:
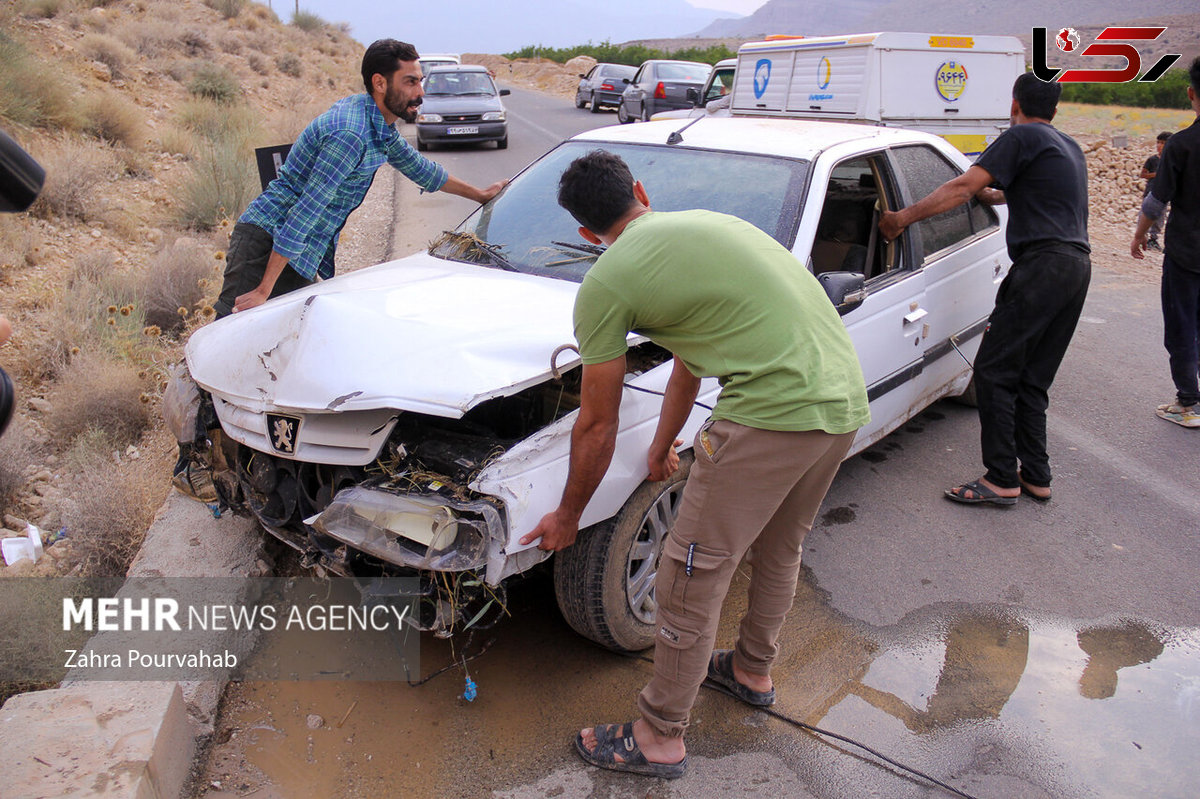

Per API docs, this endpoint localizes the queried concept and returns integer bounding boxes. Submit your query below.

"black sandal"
[944,480,1018,506]
[706,649,775,707]
[575,722,688,779]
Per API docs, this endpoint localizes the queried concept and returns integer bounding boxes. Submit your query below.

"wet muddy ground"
[194,533,1200,799]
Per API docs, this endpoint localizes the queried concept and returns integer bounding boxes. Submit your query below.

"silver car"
[617,59,711,123]
[416,65,510,151]
[574,63,637,113]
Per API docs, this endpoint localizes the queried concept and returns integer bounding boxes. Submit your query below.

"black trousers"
[974,244,1091,489]
[214,222,315,319]
[1161,254,1200,407]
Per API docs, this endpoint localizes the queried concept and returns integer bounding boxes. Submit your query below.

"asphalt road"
[200,87,1200,799]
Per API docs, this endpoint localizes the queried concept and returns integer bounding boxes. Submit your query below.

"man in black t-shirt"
[881,73,1091,506]
[1139,132,1171,250]
[1131,57,1200,429]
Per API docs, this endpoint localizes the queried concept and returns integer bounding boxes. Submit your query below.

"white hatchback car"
[179,118,1009,652]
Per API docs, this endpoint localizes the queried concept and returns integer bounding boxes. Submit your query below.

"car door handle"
[903,308,928,324]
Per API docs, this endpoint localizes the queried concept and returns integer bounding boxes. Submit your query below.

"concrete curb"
[0,491,265,799]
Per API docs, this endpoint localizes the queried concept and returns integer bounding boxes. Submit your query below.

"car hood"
[419,94,503,114]
[185,254,582,417]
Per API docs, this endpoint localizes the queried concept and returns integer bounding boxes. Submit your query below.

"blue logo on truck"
[753,59,771,99]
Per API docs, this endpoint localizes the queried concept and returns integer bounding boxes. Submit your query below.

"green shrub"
[79,32,135,79]
[1059,69,1191,110]
[178,136,258,229]
[141,242,211,333]
[290,9,324,33]
[188,63,240,103]
[204,0,245,19]
[504,41,736,67]
[81,91,143,148]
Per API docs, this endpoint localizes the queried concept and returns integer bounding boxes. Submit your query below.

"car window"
[657,63,709,81]
[632,65,645,84]
[810,155,901,281]
[436,141,809,282]
[426,72,494,96]
[704,68,735,103]
[891,145,998,261]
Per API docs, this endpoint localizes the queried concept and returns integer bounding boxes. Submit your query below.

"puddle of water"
[197,564,1200,799]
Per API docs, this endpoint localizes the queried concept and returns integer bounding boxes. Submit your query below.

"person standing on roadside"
[520,150,869,778]
[214,39,506,318]
[1131,57,1200,429]
[880,73,1090,506]
[1139,131,1171,251]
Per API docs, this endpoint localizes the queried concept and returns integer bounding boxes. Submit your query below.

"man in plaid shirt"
[214,39,507,317]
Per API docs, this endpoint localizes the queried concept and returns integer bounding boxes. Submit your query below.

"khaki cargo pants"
[637,419,856,737]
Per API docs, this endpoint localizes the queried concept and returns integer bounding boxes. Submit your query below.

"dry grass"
[80,90,144,148]
[276,52,302,78]
[142,241,212,334]
[78,31,135,79]
[117,17,177,57]
[28,137,118,222]
[47,352,152,449]
[0,421,38,514]
[1056,103,1197,140]
[0,32,77,130]
[59,430,173,578]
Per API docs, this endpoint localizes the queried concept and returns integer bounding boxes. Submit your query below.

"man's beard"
[385,86,421,123]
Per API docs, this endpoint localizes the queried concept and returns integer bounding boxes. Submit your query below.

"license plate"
[446,126,479,135]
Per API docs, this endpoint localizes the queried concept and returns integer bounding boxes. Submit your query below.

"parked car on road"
[575,62,637,113]
[177,117,1009,653]
[617,59,711,123]
[416,65,510,151]
[652,57,736,120]
[418,52,460,74]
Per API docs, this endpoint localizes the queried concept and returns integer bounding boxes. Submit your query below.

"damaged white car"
[172,118,1009,652]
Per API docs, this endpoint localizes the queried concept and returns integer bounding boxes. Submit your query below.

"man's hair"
[1190,55,1200,94]
[1157,131,1173,142]
[361,39,419,94]
[557,150,638,234]
[1014,72,1061,121]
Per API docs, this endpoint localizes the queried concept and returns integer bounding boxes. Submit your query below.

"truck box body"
[732,32,1025,156]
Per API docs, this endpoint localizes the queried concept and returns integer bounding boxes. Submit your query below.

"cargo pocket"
[658,534,731,643]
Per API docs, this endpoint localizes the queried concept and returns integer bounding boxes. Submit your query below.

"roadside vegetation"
[505,41,737,67]
[0,0,357,600]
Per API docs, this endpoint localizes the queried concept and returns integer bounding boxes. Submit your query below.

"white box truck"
[731,32,1025,156]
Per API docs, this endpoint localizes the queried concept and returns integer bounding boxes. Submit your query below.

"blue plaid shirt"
[240,94,448,280]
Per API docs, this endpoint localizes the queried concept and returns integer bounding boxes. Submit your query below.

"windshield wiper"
[551,240,606,256]
[429,231,518,271]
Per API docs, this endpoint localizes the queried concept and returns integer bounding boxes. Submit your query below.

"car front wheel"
[575,92,587,109]
[554,454,692,652]
[496,136,508,150]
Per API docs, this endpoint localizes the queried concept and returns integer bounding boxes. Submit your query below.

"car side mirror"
[817,271,866,315]
[499,89,511,96]
[579,74,587,79]
[686,87,699,106]
[622,78,631,84]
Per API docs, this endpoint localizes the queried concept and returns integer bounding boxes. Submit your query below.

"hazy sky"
[688,0,768,12]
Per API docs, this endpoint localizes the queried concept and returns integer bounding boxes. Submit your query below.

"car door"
[803,150,927,449]
[886,144,1009,404]
[626,63,649,114]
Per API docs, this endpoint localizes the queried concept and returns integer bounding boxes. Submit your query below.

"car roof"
[644,59,710,67]
[425,64,490,74]
[570,117,942,161]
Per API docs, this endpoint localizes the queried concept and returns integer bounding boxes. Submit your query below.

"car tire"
[496,136,508,150]
[417,139,428,152]
[575,92,587,109]
[641,103,651,123]
[590,92,602,114]
[553,453,692,653]
[952,374,979,407]
[617,101,633,124]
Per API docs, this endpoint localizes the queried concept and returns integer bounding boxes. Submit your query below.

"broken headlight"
[308,486,502,572]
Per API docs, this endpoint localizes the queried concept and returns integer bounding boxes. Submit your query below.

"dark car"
[574,62,637,113]
[416,65,510,151]
[617,59,711,124]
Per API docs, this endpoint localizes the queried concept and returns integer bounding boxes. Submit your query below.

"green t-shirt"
[573,210,870,434]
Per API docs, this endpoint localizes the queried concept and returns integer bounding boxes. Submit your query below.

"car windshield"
[431,140,809,282]
[426,72,495,95]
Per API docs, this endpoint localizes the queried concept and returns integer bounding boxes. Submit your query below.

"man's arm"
[519,356,626,551]
[1131,184,1169,260]
[879,164,996,242]
[647,357,701,482]
[439,174,507,205]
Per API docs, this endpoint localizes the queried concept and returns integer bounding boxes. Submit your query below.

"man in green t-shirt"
[517,150,869,778]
